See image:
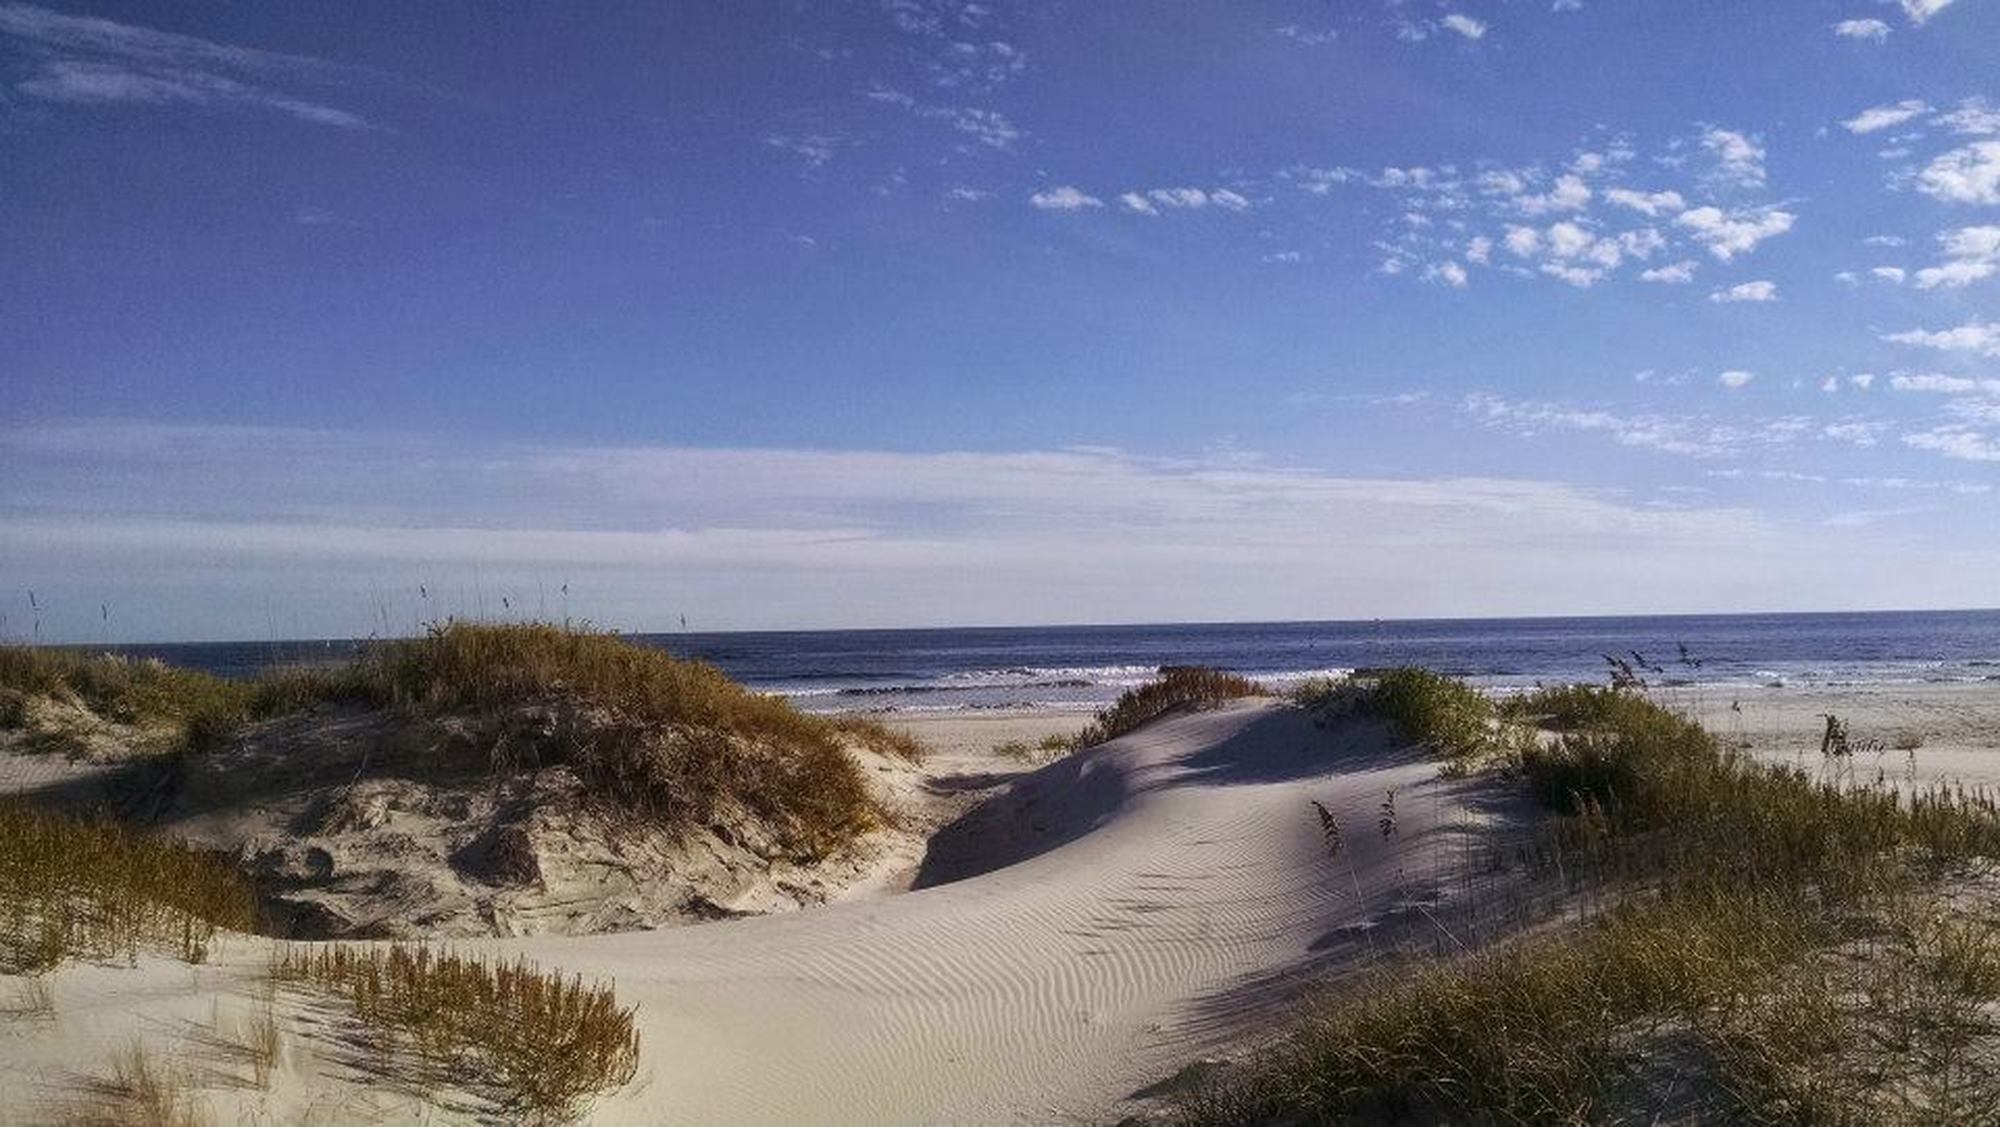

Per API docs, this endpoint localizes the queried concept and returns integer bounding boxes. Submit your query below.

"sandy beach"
[3,680,1997,1123]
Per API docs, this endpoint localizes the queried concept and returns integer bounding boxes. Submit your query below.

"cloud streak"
[0,2,374,127]
[3,419,1928,640]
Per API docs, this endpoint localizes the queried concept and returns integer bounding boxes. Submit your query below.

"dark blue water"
[84,610,2000,713]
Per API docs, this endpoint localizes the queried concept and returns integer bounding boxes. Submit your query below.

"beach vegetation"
[0,800,257,973]
[1076,666,1264,748]
[5,622,918,859]
[994,732,1078,764]
[277,944,640,1122]
[1182,675,2000,1124]
[1358,666,1497,762]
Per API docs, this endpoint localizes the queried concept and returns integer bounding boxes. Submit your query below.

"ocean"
[84,609,2000,714]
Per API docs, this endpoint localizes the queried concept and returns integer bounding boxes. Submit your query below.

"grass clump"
[279,944,639,1122]
[1076,667,1264,748]
[337,622,885,856]
[994,732,1079,764]
[6,623,908,860]
[822,714,928,764]
[1361,667,1496,762]
[0,800,257,973]
[0,645,356,758]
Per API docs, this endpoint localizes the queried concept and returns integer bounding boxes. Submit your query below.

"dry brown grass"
[279,944,639,1122]
[69,1042,202,1127]
[823,714,929,764]
[335,622,885,856]
[1077,667,1264,748]
[2,973,54,1020]
[7,622,902,860]
[994,732,1078,764]
[0,801,257,973]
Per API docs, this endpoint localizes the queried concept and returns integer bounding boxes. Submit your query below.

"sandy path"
[472,699,1496,1124]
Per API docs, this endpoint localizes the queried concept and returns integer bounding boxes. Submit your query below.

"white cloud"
[1441,13,1487,39]
[1900,0,1958,25]
[1710,280,1778,303]
[1676,206,1796,260]
[1916,142,2000,204]
[1873,266,1908,284]
[1718,370,1756,389]
[1864,235,1907,247]
[1640,260,1698,283]
[1605,188,1686,217]
[1937,98,2000,136]
[1906,428,2000,461]
[1883,321,2000,356]
[1851,374,1877,390]
[1433,261,1469,288]
[1115,187,1251,215]
[1514,173,1592,215]
[1466,235,1493,264]
[1889,373,2000,394]
[1701,128,1766,189]
[1833,18,1891,41]
[1912,226,2000,289]
[1504,225,1541,258]
[1842,99,1930,134]
[1030,185,1102,210]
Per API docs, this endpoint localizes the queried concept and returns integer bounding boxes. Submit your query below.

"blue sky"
[4,0,2000,641]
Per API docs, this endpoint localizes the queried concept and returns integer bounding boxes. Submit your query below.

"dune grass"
[0,644,351,759]
[0,800,257,973]
[279,944,639,1122]
[995,732,1079,764]
[1183,675,2000,1124]
[6,623,920,859]
[329,622,893,856]
[1077,667,1264,748]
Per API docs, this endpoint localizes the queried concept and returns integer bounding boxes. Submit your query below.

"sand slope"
[483,699,1505,1124]
[0,699,1511,1124]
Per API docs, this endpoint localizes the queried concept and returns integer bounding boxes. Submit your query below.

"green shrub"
[1362,667,1495,760]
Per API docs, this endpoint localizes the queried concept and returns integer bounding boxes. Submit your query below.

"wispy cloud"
[3,420,1856,637]
[0,3,374,128]
[1030,185,1102,210]
[1900,0,1958,25]
[1709,280,1778,303]
[1883,320,2000,356]
[1832,18,1891,42]
[1700,128,1767,189]
[1842,99,1930,134]
[765,133,840,168]
[1117,186,1252,215]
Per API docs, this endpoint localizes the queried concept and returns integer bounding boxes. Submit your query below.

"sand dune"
[3,697,1514,1124]
[13,684,1996,1122]
[471,699,1507,1123]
